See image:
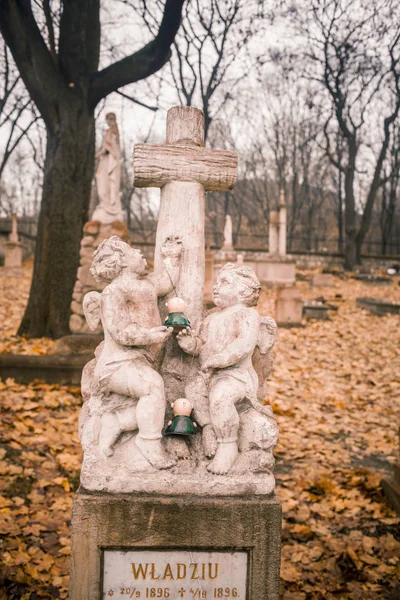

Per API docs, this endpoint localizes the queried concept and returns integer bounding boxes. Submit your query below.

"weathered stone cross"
[133,106,238,326]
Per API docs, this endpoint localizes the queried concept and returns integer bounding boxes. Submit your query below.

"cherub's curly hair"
[219,263,261,307]
[90,236,133,282]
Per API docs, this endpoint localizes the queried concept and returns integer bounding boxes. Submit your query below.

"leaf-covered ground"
[0,265,399,599]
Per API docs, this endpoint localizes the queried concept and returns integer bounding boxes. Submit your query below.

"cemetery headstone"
[278,188,287,257]
[258,189,295,287]
[268,211,279,255]
[303,301,331,320]
[311,273,335,288]
[356,297,400,316]
[70,107,282,600]
[3,214,23,268]
[275,286,303,326]
[222,214,233,249]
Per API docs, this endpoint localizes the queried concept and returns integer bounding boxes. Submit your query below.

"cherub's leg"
[98,413,121,457]
[109,360,175,469]
[207,377,245,475]
[185,374,217,458]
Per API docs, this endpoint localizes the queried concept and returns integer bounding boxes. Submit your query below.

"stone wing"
[82,291,101,331]
[252,316,277,401]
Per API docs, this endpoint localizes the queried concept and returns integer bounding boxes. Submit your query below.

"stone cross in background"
[9,214,19,243]
[222,214,233,249]
[278,187,287,256]
[268,187,287,257]
[269,210,279,255]
[133,107,237,326]
[3,213,23,268]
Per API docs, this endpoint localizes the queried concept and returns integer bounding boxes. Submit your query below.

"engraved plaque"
[102,549,248,599]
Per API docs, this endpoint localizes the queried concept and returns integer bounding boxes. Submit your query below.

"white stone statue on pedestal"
[222,214,233,249]
[92,112,123,224]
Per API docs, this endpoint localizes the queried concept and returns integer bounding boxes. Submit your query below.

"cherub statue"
[81,235,182,470]
[178,263,277,475]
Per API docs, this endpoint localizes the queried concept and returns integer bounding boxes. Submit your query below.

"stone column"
[269,211,279,255]
[3,214,23,268]
[278,188,287,256]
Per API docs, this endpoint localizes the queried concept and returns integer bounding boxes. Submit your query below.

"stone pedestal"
[255,257,296,287]
[3,241,23,268]
[70,489,281,600]
[70,220,129,333]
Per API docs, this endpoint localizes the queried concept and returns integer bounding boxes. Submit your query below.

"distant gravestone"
[3,214,23,268]
[311,273,335,288]
[356,297,400,316]
[303,301,331,320]
[275,286,303,326]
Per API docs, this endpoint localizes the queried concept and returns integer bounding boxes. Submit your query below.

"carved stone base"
[70,220,129,333]
[70,489,281,600]
[80,431,276,496]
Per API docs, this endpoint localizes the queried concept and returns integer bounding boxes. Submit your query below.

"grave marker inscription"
[102,550,248,599]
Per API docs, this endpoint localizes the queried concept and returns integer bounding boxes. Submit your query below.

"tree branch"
[0,0,67,127]
[115,90,158,111]
[89,0,185,107]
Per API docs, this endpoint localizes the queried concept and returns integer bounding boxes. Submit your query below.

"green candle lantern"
[164,297,191,332]
[164,398,197,436]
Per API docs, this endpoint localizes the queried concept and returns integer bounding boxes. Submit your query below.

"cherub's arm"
[177,326,205,356]
[147,235,182,297]
[102,289,172,347]
[202,309,259,370]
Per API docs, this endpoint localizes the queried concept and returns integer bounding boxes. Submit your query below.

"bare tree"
[137,0,267,141]
[0,0,185,338]
[0,42,40,181]
[293,0,400,268]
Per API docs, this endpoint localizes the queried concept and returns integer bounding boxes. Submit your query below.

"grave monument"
[70,107,281,600]
[254,188,295,287]
[3,213,23,268]
[70,112,128,334]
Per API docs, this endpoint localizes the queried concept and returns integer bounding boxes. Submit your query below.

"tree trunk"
[343,149,357,270]
[338,167,343,253]
[18,104,95,338]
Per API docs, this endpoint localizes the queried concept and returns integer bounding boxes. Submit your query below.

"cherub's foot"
[136,436,176,469]
[202,424,218,458]
[207,442,238,475]
[99,434,118,458]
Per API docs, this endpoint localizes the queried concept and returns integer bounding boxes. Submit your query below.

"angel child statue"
[178,263,278,475]
[80,235,182,478]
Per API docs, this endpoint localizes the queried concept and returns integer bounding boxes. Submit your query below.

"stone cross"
[9,213,19,243]
[133,107,237,326]
[269,211,279,255]
[222,214,233,249]
[278,188,287,256]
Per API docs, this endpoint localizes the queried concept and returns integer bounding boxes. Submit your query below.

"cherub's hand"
[161,235,183,260]
[201,354,225,371]
[201,360,214,372]
[177,329,197,354]
[149,326,173,344]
